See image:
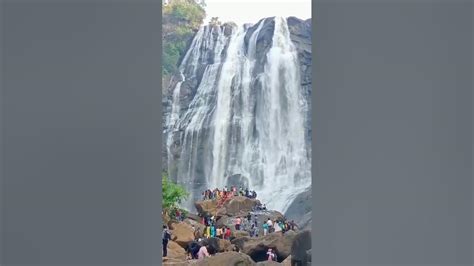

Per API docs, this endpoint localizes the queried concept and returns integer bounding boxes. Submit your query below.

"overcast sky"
[203,0,311,25]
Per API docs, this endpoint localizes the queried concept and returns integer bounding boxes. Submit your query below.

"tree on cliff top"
[162,0,206,76]
[162,171,189,214]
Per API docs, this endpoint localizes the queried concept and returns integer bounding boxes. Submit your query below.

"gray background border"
[0,0,472,265]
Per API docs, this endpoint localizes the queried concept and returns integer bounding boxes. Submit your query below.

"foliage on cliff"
[162,0,206,76]
[162,171,189,213]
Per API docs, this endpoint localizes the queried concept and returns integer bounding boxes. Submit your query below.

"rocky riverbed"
[163,196,311,265]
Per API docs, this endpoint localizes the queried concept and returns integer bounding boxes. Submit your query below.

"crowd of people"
[162,185,299,262]
[202,185,257,201]
[193,212,298,241]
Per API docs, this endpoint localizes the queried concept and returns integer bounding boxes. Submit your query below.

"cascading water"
[165,17,311,213]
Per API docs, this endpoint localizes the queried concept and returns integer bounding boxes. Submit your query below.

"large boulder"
[166,240,187,261]
[290,230,311,265]
[233,230,250,238]
[283,187,311,229]
[195,196,260,218]
[194,200,225,217]
[255,262,280,266]
[219,238,234,252]
[281,255,292,266]
[170,222,195,248]
[193,251,256,266]
[231,231,297,262]
[183,218,206,238]
[162,258,188,266]
[224,197,260,216]
[186,212,202,222]
[198,237,233,253]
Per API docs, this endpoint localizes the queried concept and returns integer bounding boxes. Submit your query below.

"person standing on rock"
[263,221,269,236]
[225,227,232,239]
[266,248,277,261]
[266,218,273,232]
[235,216,242,230]
[210,224,216,238]
[194,226,201,240]
[274,221,282,234]
[162,225,172,257]
[246,212,252,222]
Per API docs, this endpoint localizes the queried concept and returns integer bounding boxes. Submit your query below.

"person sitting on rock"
[186,241,201,260]
[197,244,210,259]
[262,204,267,210]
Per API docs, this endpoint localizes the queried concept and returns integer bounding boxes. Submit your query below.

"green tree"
[162,171,189,215]
[162,0,206,76]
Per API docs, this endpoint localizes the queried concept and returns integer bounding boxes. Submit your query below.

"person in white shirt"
[274,221,282,233]
[266,218,273,232]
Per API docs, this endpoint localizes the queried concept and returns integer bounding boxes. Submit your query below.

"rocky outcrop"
[166,240,187,261]
[231,231,297,262]
[284,187,311,229]
[182,218,206,239]
[281,255,292,266]
[225,197,260,216]
[290,230,311,265]
[195,196,260,217]
[198,237,233,253]
[170,222,195,248]
[194,200,222,217]
[255,262,280,266]
[162,259,189,266]
[216,210,285,237]
[233,231,250,238]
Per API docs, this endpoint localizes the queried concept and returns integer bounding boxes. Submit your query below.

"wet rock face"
[284,187,311,229]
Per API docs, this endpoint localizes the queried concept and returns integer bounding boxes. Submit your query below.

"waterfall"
[165,17,311,213]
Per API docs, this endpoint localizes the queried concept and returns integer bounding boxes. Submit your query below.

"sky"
[202,0,311,25]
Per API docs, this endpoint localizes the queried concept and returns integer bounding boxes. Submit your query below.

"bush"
[162,171,189,212]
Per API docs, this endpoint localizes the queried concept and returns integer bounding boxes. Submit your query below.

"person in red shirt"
[225,227,231,240]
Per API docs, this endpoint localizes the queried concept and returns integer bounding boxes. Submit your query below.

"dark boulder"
[290,230,311,265]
